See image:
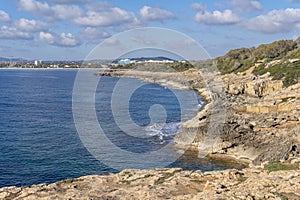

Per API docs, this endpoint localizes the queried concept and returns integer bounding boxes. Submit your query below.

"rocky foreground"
[1,165,300,200]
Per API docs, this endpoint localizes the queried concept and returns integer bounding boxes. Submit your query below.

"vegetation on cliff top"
[216,38,300,86]
[112,62,195,72]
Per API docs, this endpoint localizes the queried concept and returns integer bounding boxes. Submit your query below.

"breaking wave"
[144,122,182,141]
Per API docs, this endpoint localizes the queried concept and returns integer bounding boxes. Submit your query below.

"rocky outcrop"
[95,69,202,91]
[226,75,283,97]
[96,68,300,165]
[1,165,300,200]
[175,72,300,165]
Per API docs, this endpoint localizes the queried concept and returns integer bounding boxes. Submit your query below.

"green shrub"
[265,161,299,172]
[253,61,300,87]
[217,39,298,75]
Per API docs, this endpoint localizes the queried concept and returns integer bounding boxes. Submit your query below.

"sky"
[0,0,299,60]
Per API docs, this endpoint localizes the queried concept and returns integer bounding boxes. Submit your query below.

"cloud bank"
[246,8,300,33]
[139,6,175,22]
[195,9,241,25]
[40,31,81,47]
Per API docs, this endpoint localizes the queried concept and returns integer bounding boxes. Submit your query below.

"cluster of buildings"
[0,60,82,69]
[116,58,186,66]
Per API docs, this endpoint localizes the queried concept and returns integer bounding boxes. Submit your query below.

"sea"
[0,69,243,188]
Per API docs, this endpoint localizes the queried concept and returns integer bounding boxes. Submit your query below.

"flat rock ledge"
[1,166,300,200]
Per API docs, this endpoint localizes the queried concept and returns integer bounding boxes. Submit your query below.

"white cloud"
[0,10,10,22]
[51,4,84,20]
[74,7,136,27]
[251,1,262,9]
[84,2,112,12]
[191,3,206,11]
[82,2,143,29]
[39,31,55,43]
[18,0,52,16]
[18,0,83,20]
[0,26,33,40]
[39,31,81,47]
[231,0,262,13]
[139,6,175,22]
[246,8,300,33]
[59,33,80,46]
[14,18,49,32]
[195,9,241,25]
[79,27,110,41]
[47,0,86,4]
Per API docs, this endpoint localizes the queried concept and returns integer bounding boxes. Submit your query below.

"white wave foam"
[144,122,182,141]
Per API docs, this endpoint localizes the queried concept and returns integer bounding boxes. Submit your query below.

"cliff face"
[97,66,300,165]
[175,72,300,165]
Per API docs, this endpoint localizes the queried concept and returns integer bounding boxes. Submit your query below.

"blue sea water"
[0,70,243,188]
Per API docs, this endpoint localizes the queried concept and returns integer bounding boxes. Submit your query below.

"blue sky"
[0,0,299,60]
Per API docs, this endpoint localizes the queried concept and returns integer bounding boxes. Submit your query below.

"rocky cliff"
[96,65,300,165]
[176,72,300,165]
[1,164,300,200]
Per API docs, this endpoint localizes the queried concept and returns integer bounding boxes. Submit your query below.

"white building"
[34,60,42,66]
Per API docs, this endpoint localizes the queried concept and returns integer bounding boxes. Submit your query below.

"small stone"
[291,158,300,165]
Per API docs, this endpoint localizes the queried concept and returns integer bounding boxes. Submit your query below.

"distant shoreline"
[0,68,102,70]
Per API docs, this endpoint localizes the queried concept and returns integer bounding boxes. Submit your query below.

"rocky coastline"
[95,67,300,166]
[2,165,300,199]
[2,60,300,199]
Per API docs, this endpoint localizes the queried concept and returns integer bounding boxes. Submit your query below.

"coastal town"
[0,59,85,69]
[0,57,188,69]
